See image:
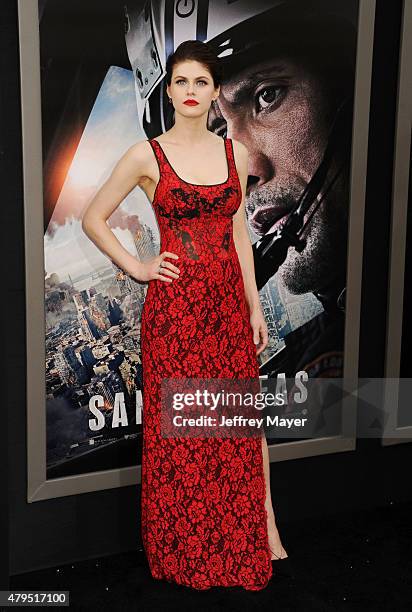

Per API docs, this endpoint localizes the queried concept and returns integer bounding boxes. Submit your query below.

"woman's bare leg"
[262,435,288,559]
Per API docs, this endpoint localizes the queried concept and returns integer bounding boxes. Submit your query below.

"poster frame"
[382,0,412,446]
[17,0,376,501]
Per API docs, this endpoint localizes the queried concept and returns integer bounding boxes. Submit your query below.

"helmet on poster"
[123,0,357,138]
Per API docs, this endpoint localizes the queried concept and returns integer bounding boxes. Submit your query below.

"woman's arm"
[81,141,179,283]
[81,141,148,277]
[232,139,268,355]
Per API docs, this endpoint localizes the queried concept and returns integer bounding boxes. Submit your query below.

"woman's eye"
[254,85,285,113]
[175,79,207,85]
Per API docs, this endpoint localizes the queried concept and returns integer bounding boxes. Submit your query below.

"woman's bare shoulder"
[122,139,158,185]
[231,138,248,158]
[125,139,156,166]
[230,138,248,175]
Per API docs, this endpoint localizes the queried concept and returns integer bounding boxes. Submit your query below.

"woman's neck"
[166,115,213,145]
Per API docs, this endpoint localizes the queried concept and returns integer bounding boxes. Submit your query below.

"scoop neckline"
[152,137,230,187]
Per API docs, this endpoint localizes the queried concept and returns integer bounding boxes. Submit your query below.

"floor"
[10,500,412,611]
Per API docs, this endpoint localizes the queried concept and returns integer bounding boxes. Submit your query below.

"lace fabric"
[140,137,272,590]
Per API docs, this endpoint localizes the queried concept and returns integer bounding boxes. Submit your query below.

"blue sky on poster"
[44,66,157,282]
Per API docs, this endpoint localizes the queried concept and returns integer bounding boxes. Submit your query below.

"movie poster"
[39,0,359,478]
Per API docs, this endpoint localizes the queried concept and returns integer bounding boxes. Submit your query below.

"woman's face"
[167,60,219,114]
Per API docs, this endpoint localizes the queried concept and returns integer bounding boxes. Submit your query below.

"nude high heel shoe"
[270,546,295,578]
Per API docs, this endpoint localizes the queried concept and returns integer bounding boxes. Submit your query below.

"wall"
[2,0,411,576]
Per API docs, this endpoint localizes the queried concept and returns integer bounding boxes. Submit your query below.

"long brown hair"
[165,39,223,88]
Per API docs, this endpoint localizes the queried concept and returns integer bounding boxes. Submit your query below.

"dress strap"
[224,137,240,184]
[149,138,180,176]
[148,138,172,182]
[148,138,163,162]
[224,137,233,172]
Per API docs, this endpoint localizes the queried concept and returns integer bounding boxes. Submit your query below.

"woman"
[82,39,291,591]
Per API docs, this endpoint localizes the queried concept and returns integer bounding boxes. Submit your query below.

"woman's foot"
[269,543,288,560]
[268,528,288,560]
[270,545,295,578]
[261,438,288,561]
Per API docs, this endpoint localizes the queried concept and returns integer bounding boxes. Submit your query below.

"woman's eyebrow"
[173,75,210,79]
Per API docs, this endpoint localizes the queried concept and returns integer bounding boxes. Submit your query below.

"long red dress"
[140,136,273,590]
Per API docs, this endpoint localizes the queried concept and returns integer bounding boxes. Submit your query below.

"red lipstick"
[184,99,199,106]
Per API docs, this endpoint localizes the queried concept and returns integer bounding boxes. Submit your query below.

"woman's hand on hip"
[129,251,180,283]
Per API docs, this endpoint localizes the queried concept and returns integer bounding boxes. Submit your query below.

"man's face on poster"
[213,52,349,295]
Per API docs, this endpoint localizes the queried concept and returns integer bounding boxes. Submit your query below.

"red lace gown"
[140,136,273,590]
